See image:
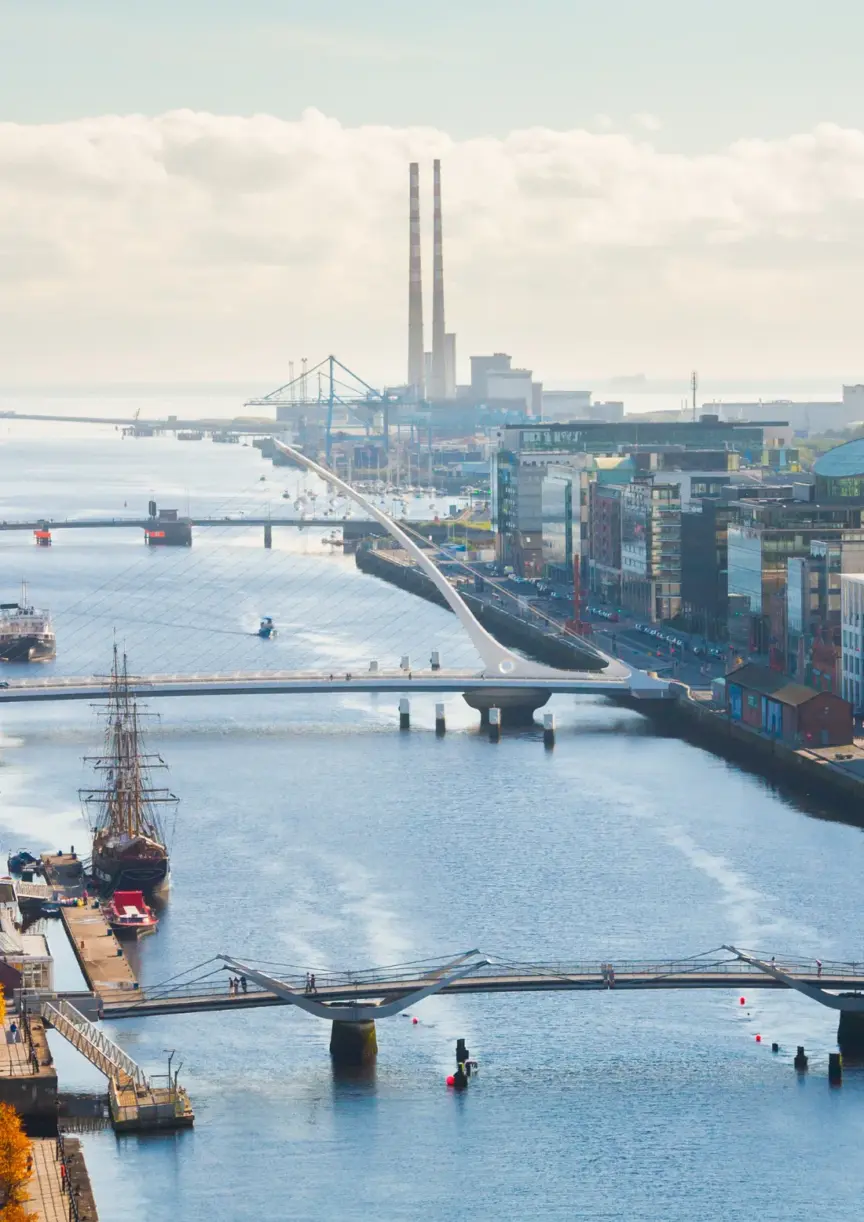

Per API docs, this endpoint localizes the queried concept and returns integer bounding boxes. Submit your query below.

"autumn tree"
[0,1103,33,1212]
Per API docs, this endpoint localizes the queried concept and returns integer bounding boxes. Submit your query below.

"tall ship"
[0,582,56,661]
[80,647,176,893]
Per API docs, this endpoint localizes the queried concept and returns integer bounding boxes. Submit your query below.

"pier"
[42,854,139,996]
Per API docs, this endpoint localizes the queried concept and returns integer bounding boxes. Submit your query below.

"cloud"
[0,109,863,383]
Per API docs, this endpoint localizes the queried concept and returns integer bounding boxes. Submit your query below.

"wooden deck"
[42,854,138,996]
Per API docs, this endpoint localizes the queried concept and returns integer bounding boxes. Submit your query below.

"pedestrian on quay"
[9,1021,17,1043]
[240,975,247,994]
[305,973,311,994]
[310,973,316,994]
[816,959,823,978]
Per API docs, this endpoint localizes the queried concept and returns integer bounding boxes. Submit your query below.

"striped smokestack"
[408,162,425,397]
[430,158,446,400]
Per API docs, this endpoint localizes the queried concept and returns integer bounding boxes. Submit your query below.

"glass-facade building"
[620,482,682,621]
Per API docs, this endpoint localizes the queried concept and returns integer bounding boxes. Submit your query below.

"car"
[0,681,9,689]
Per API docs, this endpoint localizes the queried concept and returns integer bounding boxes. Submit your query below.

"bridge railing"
[101,955,864,1011]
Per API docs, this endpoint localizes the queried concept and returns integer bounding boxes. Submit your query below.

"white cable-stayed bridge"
[0,441,671,716]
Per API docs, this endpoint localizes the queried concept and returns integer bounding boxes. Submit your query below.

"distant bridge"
[0,516,431,532]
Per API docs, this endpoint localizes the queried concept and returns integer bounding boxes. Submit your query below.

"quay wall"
[354,547,604,672]
[661,694,864,819]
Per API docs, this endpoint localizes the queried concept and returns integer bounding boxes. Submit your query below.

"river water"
[1,419,864,1221]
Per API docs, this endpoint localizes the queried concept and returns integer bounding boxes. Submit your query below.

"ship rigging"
[80,646,177,893]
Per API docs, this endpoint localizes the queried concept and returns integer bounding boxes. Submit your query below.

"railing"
[42,999,148,1087]
[100,953,864,1012]
[56,1131,81,1222]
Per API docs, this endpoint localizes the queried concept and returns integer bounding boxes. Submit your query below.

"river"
[1,418,863,1221]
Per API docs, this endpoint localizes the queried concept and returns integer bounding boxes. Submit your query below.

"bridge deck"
[0,669,643,704]
[101,965,864,1019]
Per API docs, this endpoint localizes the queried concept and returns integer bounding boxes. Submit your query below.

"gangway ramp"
[41,999,147,1087]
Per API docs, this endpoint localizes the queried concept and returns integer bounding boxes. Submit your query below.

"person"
[816,959,823,978]
[240,975,247,994]
[310,973,316,994]
[9,1021,17,1043]
[305,973,311,994]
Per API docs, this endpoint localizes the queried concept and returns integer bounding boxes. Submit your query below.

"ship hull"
[90,852,169,894]
[0,634,56,662]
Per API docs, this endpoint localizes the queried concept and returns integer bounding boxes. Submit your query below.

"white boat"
[0,583,55,662]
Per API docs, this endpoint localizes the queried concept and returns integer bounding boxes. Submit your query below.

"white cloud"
[632,112,663,132]
[1,109,864,384]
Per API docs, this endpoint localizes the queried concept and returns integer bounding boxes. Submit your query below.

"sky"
[2,0,864,388]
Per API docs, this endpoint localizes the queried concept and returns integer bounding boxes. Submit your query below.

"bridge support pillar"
[399,698,410,730]
[463,688,550,728]
[435,703,446,736]
[837,1007,864,1056]
[264,523,272,549]
[330,1020,377,1066]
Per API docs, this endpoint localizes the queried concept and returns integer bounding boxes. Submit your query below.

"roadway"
[0,668,657,704]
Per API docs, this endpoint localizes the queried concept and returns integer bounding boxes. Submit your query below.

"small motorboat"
[258,616,276,639]
[105,890,158,939]
[8,849,39,875]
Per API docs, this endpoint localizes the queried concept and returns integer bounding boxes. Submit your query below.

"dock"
[41,854,138,996]
[26,1135,98,1222]
[0,1012,57,1134]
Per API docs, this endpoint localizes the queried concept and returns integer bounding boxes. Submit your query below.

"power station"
[408,159,457,403]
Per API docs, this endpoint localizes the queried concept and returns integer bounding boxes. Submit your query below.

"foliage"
[0,1202,35,1221]
[0,993,6,1024]
[0,1104,32,1210]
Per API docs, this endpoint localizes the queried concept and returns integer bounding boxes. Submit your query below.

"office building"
[620,481,682,622]
[841,573,864,710]
[786,539,864,690]
[726,499,864,655]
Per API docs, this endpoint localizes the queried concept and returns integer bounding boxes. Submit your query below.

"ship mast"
[80,645,177,844]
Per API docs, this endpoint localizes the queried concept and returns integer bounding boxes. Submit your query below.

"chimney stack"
[430,159,446,400]
[408,162,425,398]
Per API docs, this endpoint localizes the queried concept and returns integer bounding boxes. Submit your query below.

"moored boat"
[81,646,176,895]
[105,890,159,939]
[0,583,56,662]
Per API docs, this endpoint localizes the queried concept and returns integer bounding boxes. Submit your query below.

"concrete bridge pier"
[837,1006,864,1056]
[463,687,550,728]
[330,1020,378,1066]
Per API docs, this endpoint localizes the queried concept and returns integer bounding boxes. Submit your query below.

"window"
[747,693,758,709]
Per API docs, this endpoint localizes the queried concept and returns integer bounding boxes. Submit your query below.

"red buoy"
[446,1075,455,1087]
[739,997,746,1005]
[755,1034,762,1042]
[412,1017,419,1025]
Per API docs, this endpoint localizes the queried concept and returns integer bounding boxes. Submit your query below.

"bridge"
[100,948,864,1021]
[0,668,653,704]
[94,947,864,1064]
[0,439,670,710]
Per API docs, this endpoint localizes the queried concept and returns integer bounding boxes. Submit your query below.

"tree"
[0,1203,34,1221]
[0,1103,33,1211]
[0,992,7,1024]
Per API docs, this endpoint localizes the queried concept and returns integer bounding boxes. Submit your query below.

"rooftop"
[814,438,864,478]
[727,663,839,707]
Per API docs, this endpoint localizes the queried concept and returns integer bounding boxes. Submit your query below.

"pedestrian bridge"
[99,948,864,1021]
